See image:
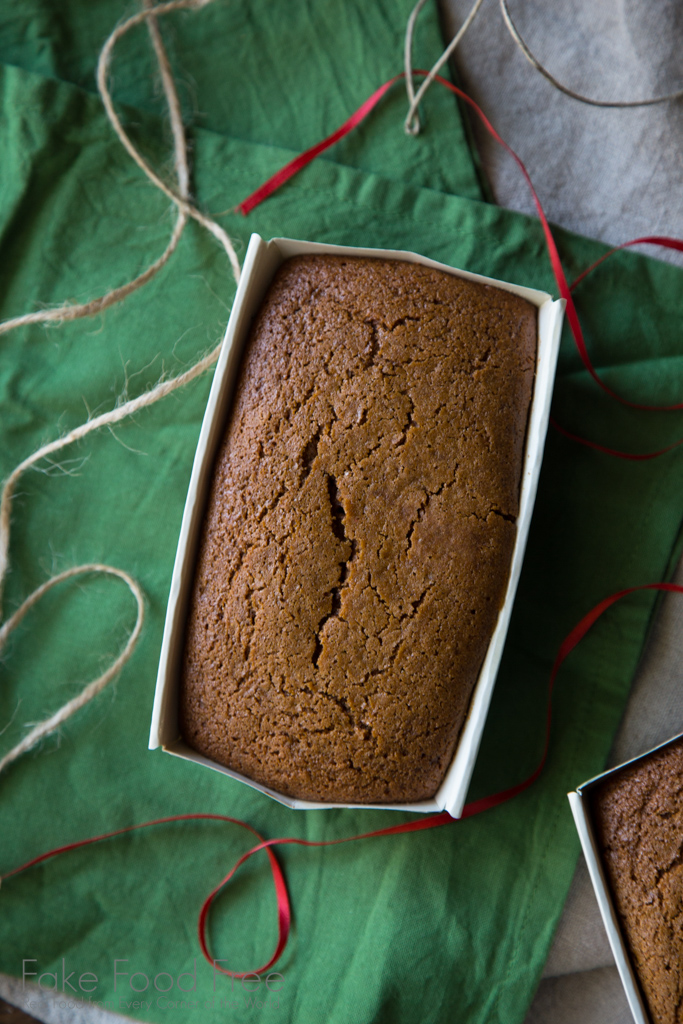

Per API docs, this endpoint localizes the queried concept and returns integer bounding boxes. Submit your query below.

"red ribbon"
[4,583,682,977]
[236,75,402,217]
[570,236,683,291]
[236,71,683,455]
[550,416,683,461]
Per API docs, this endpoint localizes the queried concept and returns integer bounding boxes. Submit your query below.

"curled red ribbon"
[4,582,682,977]
[236,71,683,455]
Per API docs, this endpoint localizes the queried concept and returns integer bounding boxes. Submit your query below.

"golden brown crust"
[591,737,683,1024]
[179,255,536,803]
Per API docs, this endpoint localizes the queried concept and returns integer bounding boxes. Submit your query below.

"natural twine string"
[404,0,484,135]
[0,215,186,338]
[0,565,144,776]
[498,0,683,109]
[0,344,222,613]
[404,0,683,135]
[0,0,240,773]
[96,0,242,284]
[0,0,239,339]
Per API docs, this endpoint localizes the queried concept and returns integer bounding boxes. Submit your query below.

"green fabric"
[0,0,483,202]
[1,3,682,1024]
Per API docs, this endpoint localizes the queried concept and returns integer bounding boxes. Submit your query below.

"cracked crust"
[179,255,537,803]
[591,737,683,1024]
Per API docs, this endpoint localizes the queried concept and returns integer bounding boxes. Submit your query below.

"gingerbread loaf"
[179,254,537,803]
[591,736,683,1024]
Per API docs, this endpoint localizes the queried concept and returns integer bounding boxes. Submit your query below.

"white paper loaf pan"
[568,732,683,1024]
[149,234,565,816]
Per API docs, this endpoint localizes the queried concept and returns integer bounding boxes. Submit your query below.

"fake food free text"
[22,958,284,995]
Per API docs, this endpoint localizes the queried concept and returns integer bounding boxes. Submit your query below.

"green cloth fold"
[1,4,682,1024]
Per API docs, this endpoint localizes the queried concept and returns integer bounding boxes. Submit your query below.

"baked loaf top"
[180,255,536,803]
[591,736,683,1024]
